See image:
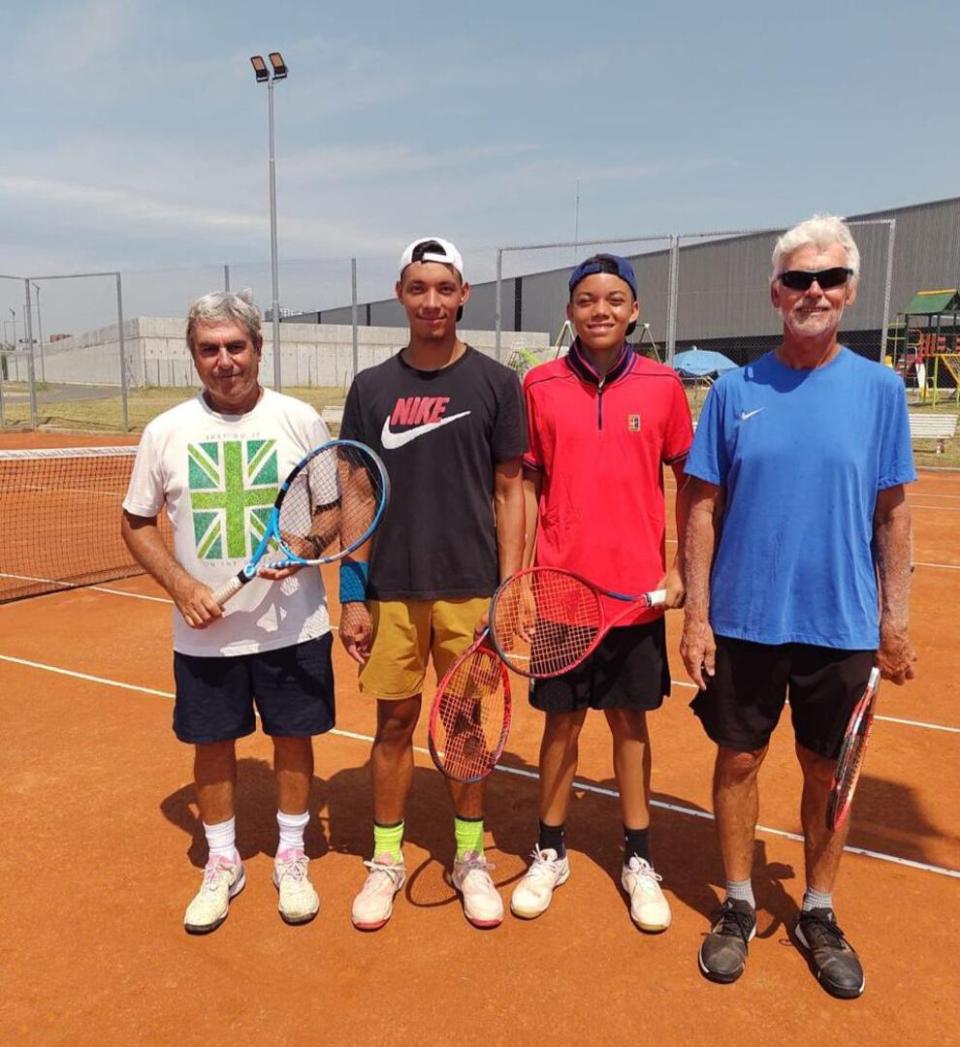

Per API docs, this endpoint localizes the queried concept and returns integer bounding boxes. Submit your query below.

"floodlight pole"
[267,75,281,390]
[22,281,38,428]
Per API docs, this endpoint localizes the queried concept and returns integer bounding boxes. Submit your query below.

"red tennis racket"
[488,566,667,678]
[825,667,881,831]
[427,630,511,784]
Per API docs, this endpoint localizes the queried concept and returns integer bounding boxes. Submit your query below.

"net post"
[116,272,129,432]
[23,279,38,429]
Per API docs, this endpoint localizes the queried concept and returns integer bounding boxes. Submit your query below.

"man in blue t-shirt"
[681,215,916,999]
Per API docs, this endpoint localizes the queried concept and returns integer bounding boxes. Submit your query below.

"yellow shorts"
[358,597,489,700]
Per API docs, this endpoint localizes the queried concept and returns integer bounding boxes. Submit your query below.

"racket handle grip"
[212,574,246,607]
[648,589,668,607]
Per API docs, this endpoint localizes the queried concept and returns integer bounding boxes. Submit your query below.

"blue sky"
[2,0,959,330]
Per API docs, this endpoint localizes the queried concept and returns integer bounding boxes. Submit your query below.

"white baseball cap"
[399,237,464,280]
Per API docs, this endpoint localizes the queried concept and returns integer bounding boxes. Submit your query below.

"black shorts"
[690,636,875,759]
[173,633,336,744]
[528,618,670,714]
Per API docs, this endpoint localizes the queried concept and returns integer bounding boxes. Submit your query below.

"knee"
[376,704,419,749]
[544,712,586,746]
[715,746,765,787]
[796,742,835,785]
[605,707,648,741]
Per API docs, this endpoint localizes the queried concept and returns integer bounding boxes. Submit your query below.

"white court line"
[1,652,958,881]
[910,504,960,512]
[4,586,959,733]
[914,560,960,571]
[0,573,172,604]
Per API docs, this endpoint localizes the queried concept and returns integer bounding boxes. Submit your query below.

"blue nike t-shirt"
[685,348,916,649]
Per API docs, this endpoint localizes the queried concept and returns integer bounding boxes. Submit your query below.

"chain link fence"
[3,206,958,432]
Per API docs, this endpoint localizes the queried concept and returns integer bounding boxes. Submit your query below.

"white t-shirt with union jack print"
[123,388,331,656]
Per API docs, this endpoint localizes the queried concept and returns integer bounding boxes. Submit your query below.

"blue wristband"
[339,560,369,604]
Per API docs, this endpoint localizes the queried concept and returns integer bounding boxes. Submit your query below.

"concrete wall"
[29,318,551,389]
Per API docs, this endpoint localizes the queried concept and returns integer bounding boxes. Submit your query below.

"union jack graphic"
[187,439,279,561]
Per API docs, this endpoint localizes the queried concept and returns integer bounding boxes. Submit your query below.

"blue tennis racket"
[213,438,389,606]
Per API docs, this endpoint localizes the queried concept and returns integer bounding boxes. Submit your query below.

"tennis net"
[0,446,168,603]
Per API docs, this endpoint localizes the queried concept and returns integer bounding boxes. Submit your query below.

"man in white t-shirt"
[122,290,333,934]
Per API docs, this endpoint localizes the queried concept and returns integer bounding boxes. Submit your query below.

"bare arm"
[657,460,692,608]
[521,466,542,569]
[873,484,916,685]
[121,510,222,628]
[679,477,724,689]
[494,457,525,582]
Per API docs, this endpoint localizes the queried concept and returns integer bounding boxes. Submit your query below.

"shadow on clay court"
[847,773,959,867]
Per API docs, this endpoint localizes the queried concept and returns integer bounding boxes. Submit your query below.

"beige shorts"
[358,597,489,700]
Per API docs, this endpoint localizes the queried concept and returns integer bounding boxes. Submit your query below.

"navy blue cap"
[568,253,638,299]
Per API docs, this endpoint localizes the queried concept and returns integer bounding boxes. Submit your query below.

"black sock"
[538,820,566,858]
[624,825,651,864]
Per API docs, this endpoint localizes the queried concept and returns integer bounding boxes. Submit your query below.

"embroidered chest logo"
[381,395,471,450]
[187,439,278,560]
[627,414,642,432]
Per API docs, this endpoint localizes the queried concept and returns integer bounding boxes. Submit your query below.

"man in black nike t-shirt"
[338,237,526,931]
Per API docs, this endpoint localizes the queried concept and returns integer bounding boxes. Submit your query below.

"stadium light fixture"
[268,52,288,79]
[250,55,269,83]
[249,51,289,391]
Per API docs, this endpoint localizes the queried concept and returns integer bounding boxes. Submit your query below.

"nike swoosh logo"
[738,408,765,421]
[381,411,471,449]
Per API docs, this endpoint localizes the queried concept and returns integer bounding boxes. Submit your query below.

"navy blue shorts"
[690,636,875,759]
[172,633,336,744]
[529,618,670,713]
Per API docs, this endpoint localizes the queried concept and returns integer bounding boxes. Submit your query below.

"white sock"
[725,878,756,908]
[802,886,834,912]
[277,810,309,856]
[203,817,237,863]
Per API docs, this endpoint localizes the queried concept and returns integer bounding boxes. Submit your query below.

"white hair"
[771,214,860,285]
[186,289,261,353]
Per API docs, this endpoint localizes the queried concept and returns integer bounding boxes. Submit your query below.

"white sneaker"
[621,856,671,932]
[510,846,570,919]
[452,852,504,928]
[273,848,319,925]
[184,854,245,934]
[351,855,406,931]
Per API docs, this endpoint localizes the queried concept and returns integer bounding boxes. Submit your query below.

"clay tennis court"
[1,442,957,1045]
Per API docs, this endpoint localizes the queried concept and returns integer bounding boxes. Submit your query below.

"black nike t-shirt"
[340,346,526,599]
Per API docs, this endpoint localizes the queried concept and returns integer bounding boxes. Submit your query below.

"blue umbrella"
[672,347,738,378]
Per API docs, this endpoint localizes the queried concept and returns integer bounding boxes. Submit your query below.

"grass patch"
[0,385,348,433]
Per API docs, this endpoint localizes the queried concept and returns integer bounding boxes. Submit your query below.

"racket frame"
[213,438,388,606]
[488,565,667,679]
[427,629,512,784]
[825,666,881,831]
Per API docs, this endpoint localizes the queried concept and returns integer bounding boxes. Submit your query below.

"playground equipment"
[888,288,960,403]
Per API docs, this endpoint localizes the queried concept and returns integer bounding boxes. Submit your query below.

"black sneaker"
[698,898,757,983]
[795,908,865,999]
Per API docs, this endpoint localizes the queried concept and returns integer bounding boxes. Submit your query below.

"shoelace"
[362,859,404,888]
[458,855,495,877]
[524,846,565,880]
[800,911,849,950]
[627,858,663,885]
[276,854,308,884]
[202,858,234,892]
[716,903,755,944]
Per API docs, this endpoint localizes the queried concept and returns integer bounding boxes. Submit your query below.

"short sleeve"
[522,374,544,471]
[684,384,729,486]
[122,427,166,517]
[492,368,527,463]
[662,376,694,465]
[877,379,917,490]
[339,378,365,444]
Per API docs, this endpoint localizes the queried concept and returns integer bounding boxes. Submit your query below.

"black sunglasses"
[777,267,853,291]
